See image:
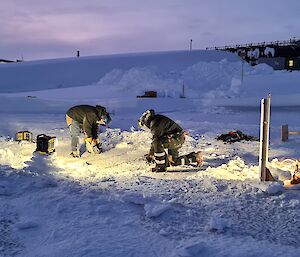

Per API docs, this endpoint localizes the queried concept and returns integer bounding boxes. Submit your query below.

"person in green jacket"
[66,105,111,157]
[138,109,202,172]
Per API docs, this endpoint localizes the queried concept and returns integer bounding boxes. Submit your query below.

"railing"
[206,37,300,51]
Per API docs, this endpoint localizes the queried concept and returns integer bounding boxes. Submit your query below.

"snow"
[0,50,300,256]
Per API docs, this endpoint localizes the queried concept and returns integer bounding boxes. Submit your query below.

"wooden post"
[180,82,185,98]
[281,124,289,141]
[259,94,272,181]
[281,125,300,141]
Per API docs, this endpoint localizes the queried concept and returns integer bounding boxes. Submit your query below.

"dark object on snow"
[291,176,300,184]
[36,134,56,154]
[15,131,33,142]
[137,91,157,98]
[151,166,166,172]
[0,59,14,63]
[216,130,258,143]
[281,124,300,141]
[291,164,300,184]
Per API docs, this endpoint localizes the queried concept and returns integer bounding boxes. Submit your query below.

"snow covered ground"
[1,50,300,257]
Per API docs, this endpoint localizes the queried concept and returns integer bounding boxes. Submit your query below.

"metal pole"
[190,39,193,51]
[259,98,266,181]
[259,94,271,181]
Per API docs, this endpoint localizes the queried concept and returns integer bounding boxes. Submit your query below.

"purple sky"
[1,0,299,60]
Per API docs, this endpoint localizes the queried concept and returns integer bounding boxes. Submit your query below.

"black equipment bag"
[36,134,56,154]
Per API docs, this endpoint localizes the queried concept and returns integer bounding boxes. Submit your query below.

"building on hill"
[0,59,14,63]
[206,38,300,70]
[0,59,23,64]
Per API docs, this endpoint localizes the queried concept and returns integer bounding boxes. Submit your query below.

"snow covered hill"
[1,49,300,257]
[0,50,239,93]
[1,49,300,118]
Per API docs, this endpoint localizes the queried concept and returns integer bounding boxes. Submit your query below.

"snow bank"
[0,50,239,93]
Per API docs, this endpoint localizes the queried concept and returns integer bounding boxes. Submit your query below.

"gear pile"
[216,130,258,143]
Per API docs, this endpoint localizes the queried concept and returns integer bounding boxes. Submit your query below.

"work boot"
[151,164,166,172]
[93,143,102,154]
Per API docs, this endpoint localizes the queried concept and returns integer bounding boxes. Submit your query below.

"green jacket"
[67,105,107,138]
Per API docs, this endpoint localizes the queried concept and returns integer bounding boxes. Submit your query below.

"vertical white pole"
[259,94,271,181]
[259,98,265,181]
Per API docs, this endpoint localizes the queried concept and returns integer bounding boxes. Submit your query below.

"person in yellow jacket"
[66,105,111,157]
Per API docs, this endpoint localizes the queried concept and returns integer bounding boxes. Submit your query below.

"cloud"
[0,0,299,60]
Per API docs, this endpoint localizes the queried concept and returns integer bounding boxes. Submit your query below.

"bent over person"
[66,105,111,157]
[138,109,202,172]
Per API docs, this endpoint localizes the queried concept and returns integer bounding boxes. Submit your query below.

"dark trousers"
[152,133,197,167]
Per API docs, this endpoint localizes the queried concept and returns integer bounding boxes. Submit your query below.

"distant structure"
[0,59,14,63]
[0,59,23,63]
[206,37,300,70]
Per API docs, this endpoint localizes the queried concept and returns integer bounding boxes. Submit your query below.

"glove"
[85,138,101,154]
[85,137,93,143]
[92,138,99,145]
[183,131,189,136]
[167,155,175,165]
[144,154,154,163]
[85,137,99,145]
